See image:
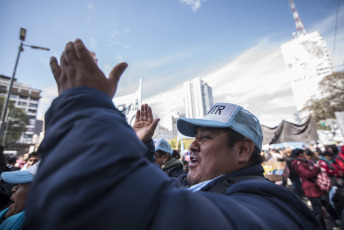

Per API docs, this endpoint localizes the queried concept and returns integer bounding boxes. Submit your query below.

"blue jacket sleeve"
[25,87,319,230]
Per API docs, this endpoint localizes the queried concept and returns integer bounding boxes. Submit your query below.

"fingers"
[50,57,63,93]
[50,57,61,78]
[73,39,94,63]
[149,118,160,133]
[64,42,79,64]
[108,62,128,85]
[147,106,154,123]
[141,104,148,121]
[108,62,128,96]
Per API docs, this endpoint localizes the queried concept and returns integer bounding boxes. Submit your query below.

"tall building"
[281,0,333,112]
[183,77,213,118]
[0,75,41,144]
[153,113,181,141]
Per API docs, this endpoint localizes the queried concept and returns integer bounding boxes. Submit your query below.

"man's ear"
[238,138,255,163]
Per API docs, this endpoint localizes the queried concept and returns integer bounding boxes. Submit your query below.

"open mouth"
[189,156,200,167]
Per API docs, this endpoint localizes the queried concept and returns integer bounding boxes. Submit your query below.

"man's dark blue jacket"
[26,87,319,229]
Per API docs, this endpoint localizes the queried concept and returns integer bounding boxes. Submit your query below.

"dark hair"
[28,152,40,159]
[169,150,181,160]
[156,150,169,158]
[7,156,17,165]
[291,148,304,158]
[224,128,264,165]
[304,149,314,157]
[322,151,333,157]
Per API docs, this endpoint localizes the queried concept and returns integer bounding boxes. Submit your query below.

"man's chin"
[187,171,199,186]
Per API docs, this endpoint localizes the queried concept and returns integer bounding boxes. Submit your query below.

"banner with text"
[113,79,142,126]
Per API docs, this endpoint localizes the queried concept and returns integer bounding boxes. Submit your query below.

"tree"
[0,96,29,147]
[302,72,344,123]
[169,137,194,153]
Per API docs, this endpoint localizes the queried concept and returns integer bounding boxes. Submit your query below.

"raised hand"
[133,104,160,143]
[50,39,127,98]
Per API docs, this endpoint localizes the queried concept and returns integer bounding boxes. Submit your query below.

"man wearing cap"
[153,138,173,167]
[0,161,39,229]
[176,103,266,192]
[26,39,321,229]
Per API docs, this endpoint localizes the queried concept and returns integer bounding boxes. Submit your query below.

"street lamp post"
[0,28,49,145]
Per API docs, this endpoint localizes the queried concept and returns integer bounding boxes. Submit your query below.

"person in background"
[304,149,317,164]
[162,150,186,178]
[0,161,39,229]
[182,153,190,173]
[153,138,173,168]
[285,148,305,198]
[21,152,40,170]
[6,157,19,171]
[335,146,344,170]
[292,149,337,221]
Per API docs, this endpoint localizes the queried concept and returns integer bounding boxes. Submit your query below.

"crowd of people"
[261,145,344,228]
[0,38,342,229]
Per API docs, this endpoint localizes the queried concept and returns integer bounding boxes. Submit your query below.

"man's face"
[154,152,169,167]
[187,127,242,185]
[5,183,30,218]
[27,156,40,168]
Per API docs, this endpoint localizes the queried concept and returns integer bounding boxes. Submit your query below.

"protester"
[162,150,186,178]
[153,138,173,167]
[335,146,344,170]
[0,161,39,229]
[21,152,40,170]
[285,148,305,198]
[319,151,343,180]
[292,149,337,221]
[26,39,321,229]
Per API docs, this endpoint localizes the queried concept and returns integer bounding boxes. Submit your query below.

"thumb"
[108,62,128,95]
[149,118,160,133]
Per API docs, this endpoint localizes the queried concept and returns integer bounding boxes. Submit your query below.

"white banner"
[113,78,142,126]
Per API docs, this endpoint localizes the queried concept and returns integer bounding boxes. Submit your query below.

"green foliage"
[302,72,344,124]
[0,96,29,147]
[168,137,194,153]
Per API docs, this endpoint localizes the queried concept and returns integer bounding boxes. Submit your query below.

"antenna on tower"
[289,0,306,36]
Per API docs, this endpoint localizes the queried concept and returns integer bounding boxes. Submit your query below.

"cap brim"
[1,170,34,184]
[177,118,229,137]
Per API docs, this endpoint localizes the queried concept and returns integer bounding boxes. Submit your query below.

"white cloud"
[180,0,207,12]
[144,40,298,127]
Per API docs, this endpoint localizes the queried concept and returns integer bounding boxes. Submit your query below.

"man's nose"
[12,185,18,193]
[189,139,200,152]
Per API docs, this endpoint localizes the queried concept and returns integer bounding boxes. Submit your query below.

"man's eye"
[202,136,210,140]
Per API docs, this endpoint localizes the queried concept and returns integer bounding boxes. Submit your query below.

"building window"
[19,96,28,100]
[18,101,27,106]
[29,103,38,108]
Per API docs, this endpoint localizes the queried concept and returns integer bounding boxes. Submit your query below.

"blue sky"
[0,0,343,126]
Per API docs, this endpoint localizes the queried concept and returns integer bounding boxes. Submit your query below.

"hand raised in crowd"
[133,104,160,143]
[50,39,128,98]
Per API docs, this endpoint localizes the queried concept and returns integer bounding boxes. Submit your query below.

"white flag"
[113,78,142,126]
